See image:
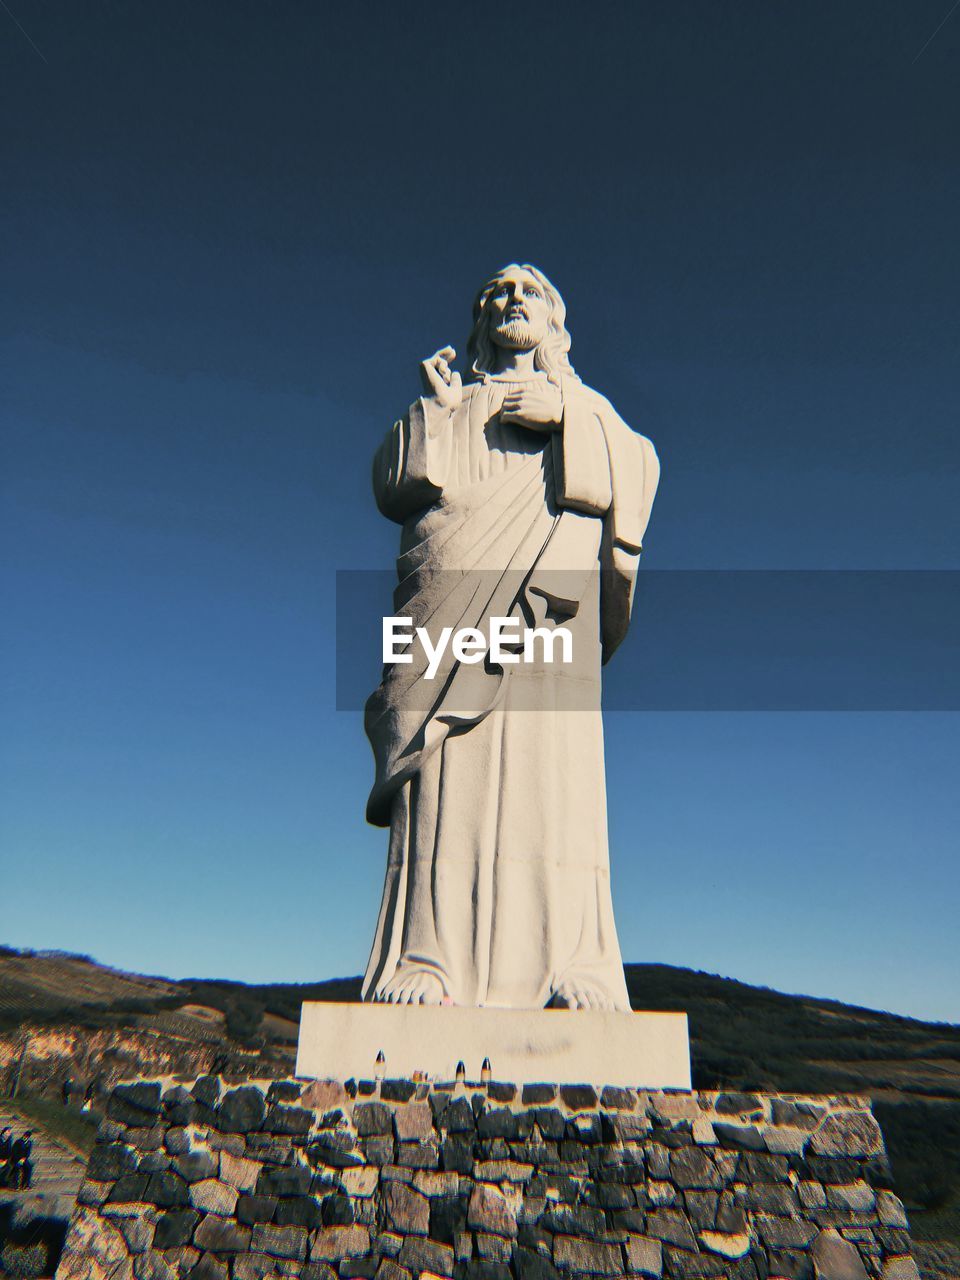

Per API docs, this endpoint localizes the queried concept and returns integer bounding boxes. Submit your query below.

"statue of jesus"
[361,264,659,1011]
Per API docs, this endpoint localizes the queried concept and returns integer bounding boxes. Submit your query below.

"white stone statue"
[361,264,659,1011]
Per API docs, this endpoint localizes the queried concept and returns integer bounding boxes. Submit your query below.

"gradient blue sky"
[2,3,958,1021]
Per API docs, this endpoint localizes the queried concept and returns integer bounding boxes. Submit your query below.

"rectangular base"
[296,1002,691,1088]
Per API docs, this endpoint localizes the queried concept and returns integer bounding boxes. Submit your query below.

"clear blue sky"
[2,3,958,1022]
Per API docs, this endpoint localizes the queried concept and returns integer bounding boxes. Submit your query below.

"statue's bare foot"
[549,980,617,1012]
[375,970,445,1005]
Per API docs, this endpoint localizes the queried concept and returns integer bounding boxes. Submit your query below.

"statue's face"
[486,268,550,351]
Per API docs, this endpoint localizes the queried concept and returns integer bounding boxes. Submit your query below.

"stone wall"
[56,1076,920,1280]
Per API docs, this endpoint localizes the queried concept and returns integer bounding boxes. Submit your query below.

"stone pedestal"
[56,1075,921,1280]
[297,1004,691,1089]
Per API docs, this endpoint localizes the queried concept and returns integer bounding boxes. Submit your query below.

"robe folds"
[362,372,659,1010]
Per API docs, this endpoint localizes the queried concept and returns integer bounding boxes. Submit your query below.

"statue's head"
[467,263,578,384]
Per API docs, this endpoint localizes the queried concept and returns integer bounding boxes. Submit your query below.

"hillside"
[1,945,958,1272]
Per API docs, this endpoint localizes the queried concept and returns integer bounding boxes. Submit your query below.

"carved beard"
[491,316,540,350]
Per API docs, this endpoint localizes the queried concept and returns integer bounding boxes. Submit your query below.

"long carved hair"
[467,263,580,385]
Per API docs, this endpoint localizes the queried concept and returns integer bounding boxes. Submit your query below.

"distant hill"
[1,945,958,1269]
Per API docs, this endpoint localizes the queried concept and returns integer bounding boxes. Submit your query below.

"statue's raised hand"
[420,346,463,412]
[499,381,563,432]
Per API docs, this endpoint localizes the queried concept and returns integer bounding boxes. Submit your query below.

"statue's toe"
[549,980,615,1011]
[376,970,445,1005]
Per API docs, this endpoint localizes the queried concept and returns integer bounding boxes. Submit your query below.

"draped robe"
[362,372,659,1009]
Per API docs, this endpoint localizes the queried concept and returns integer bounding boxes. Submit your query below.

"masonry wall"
[56,1076,920,1280]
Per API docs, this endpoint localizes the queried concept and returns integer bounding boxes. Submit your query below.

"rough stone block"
[342,1166,380,1198]
[477,1108,526,1141]
[545,1203,607,1240]
[354,1103,393,1136]
[468,1183,519,1238]
[715,1192,747,1235]
[109,1174,151,1204]
[683,1190,718,1230]
[248,1223,308,1260]
[826,1181,876,1212]
[89,1144,140,1182]
[414,1170,459,1196]
[742,1182,801,1215]
[164,1127,191,1155]
[425,1194,465,1245]
[265,1105,314,1136]
[381,1081,417,1103]
[397,1236,455,1276]
[257,1165,312,1197]
[232,1254,280,1280]
[144,1172,190,1208]
[475,1159,534,1183]
[311,1225,371,1262]
[599,1086,636,1111]
[521,1085,558,1106]
[396,1140,440,1169]
[456,1262,512,1280]
[395,1102,435,1142]
[559,1085,599,1112]
[755,1215,817,1250]
[739,1151,790,1182]
[218,1087,267,1134]
[110,1083,163,1124]
[692,1118,716,1146]
[879,1259,920,1280]
[552,1235,622,1275]
[193,1216,251,1253]
[624,1234,663,1276]
[772,1100,823,1130]
[133,1252,175,1280]
[875,1191,908,1229]
[190,1179,239,1215]
[764,1126,811,1155]
[565,1114,602,1144]
[799,1180,828,1210]
[438,1097,476,1133]
[715,1094,763,1117]
[663,1248,728,1279]
[362,1136,395,1165]
[645,1209,697,1252]
[174,1151,219,1184]
[810,1229,869,1280]
[237,1195,278,1225]
[384,1180,430,1234]
[809,1113,884,1159]
[488,1083,518,1103]
[188,1255,229,1280]
[514,1245,561,1280]
[712,1123,765,1151]
[273,1196,325,1229]
[375,1262,412,1280]
[120,1216,155,1255]
[153,1210,200,1249]
[219,1150,261,1193]
[127,1126,165,1152]
[475,1233,514,1262]
[302,1081,349,1111]
[670,1149,722,1190]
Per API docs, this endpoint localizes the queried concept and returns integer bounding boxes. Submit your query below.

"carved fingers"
[420,345,463,411]
[499,383,563,431]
